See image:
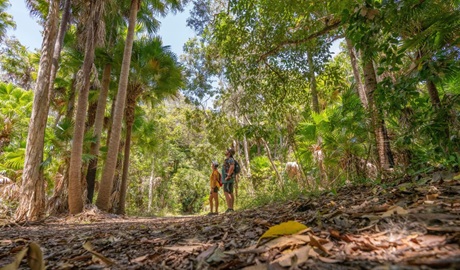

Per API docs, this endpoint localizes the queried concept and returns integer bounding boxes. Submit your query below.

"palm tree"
[117,36,183,214]
[14,0,61,222]
[96,0,185,211]
[0,0,15,43]
[68,0,105,214]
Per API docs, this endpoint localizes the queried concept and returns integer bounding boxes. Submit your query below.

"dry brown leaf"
[163,245,203,252]
[196,245,217,261]
[426,226,460,232]
[318,255,344,263]
[27,242,44,270]
[381,206,408,217]
[242,264,268,270]
[308,234,330,254]
[0,245,28,270]
[272,245,312,267]
[82,241,115,266]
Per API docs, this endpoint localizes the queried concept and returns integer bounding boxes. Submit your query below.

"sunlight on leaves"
[257,221,309,246]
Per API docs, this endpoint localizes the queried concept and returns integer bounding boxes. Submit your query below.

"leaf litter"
[0,171,459,269]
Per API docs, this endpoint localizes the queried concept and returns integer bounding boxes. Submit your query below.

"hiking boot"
[225,208,234,213]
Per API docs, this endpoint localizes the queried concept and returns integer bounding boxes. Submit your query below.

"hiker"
[208,161,221,215]
[222,148,236,212]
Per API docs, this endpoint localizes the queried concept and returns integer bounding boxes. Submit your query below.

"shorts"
[211,187,219,193]
[223,182,233,194]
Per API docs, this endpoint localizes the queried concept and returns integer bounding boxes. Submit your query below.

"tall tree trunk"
[96,0,139,211]
[47,0,71,104]
[68,1,102,214]
[261,138,283,189]
[346,38,367,108]
[362,58,393,171]
[86,64,112,203]
[243,135,251,176]
[307,51,320,114]
[148,160,155,212]
[64,75,78,121]
[117,88,139,215]
[14,0,60,222]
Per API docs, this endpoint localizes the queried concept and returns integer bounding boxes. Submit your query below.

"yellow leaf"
[257,221,308,246]
[27,242,45,270]
[0,245,28,270]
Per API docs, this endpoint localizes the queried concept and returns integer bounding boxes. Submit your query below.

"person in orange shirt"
[208,161,222,215]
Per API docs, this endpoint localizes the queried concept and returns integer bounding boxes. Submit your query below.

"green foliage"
[0,83,32,180]
[297,87,370,187]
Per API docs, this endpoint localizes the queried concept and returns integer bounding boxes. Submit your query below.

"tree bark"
[86,64,112,203]
[14,0,60,222]
[243,135,251,176]
[307,51,320,114]
[96,0,139,211]
[47,0,71,105]
[148,160,155,212]
[362,59,393,171]
[261,138,283,189]
[117,86,139,215]
[68,1,102,214]
[346,38,367,108]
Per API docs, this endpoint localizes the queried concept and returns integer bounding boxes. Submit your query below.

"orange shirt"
[210,170,221,189]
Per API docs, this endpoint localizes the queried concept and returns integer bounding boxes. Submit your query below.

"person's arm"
[226,163,235,180]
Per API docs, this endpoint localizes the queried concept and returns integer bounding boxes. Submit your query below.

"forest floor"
[1,171,460,270]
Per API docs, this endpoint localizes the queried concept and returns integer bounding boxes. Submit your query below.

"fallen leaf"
[163,245,202,252]
[82,241,115,266]
[27,242,45,270]
[381,206,408,217]
[196,245,217,261]
[309,234,329,254]
[271,245,317,267]
[206,247,228,263]
[257,221,308,246]
[318,256,344,263]
[1,245,28,270]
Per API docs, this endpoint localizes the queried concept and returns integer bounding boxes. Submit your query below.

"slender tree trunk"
[261,138,283,189]
[346,38,367,108]
[86,64,112,203]
[117,88,138,215]
[47,0,71,105]
[307,51,320,114]
[96,0,139,211]
[68,1,102,214]
[362,58,393,171]
[148,160,154,212]
[243,135,251,176]
[64,75,77,121]
[14,0,60,222]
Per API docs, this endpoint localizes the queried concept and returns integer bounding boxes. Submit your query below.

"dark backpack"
[233,159,241,175]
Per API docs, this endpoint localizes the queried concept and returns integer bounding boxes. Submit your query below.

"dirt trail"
[1,171,459,269]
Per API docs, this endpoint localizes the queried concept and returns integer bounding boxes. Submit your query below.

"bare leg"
[209,192,214,213]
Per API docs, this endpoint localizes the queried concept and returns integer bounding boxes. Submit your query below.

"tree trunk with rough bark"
[86,64,112,203]
[96,0,139,211]
[346,38,367,108]
[307,51,320,114]
[68,1,102,214]
[47,0,71,105]
[14,0,60,222]
[148,160,154,212]
[117,85,140,215]
[261,138,283,189]
[362,59,393,171]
